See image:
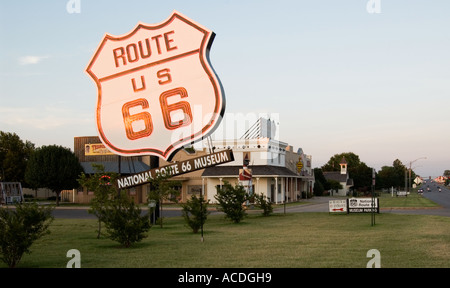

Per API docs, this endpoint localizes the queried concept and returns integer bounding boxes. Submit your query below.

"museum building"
[68,120,314,204]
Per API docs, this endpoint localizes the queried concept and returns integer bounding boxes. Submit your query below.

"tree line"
[0,131,83,205]
[0,131,445,200]
[314,152,421,196]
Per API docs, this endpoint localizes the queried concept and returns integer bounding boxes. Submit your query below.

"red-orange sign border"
[86,11,225,161]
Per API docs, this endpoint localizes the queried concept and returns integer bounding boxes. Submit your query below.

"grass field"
[378,190,439,208]
[4,209,450,268]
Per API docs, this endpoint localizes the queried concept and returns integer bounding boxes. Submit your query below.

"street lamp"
[408,157,427,192]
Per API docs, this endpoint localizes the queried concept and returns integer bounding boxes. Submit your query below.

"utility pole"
[408,157,427,193]
[371,168,376,226]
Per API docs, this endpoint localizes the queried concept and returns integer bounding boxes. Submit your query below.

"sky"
[0,0,449,178]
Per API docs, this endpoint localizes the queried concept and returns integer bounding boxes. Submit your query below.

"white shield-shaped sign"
[86,11,225,160]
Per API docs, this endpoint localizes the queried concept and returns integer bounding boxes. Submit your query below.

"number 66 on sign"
[86,11,225,161]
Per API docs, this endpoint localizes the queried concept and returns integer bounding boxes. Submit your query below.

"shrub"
[254,193,273,216]
[0,202,53,268]
[78,164,119,238]
[313,181,324,196]
[101,192,150,248]
[181,195,209,233]
[214,181,249,223]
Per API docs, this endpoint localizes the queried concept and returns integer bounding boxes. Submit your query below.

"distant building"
[434,176,447,184]
[72,136,155,204]
[323,157,353,196]
[202,138,314,203]
[202,118,314,203]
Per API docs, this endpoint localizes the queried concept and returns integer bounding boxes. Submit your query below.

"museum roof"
[202,165,300,177]
[80,160,150,174]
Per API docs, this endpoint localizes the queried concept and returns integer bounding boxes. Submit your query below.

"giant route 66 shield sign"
[86,11,225,160]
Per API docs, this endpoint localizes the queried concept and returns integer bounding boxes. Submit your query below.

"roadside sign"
[296,159,303,172]
[86,11,225,160]
[117,149,234,189]
[348,198,379,213]
[328,198,380,214]
[414,176,422,185]
[329,200,347,213]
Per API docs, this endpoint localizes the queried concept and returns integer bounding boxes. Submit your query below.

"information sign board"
[348,198,379,213]
[329,199,347,213]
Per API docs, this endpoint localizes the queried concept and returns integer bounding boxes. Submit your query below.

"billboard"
[84,143,115,156]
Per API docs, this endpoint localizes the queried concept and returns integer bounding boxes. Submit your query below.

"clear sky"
[1,0,449,178]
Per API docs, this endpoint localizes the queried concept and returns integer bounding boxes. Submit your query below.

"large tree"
[322,152,362,172]
[0,131,35,183]
[377,166,397,189]
[25,145,83,205]
[376,159,409,190]
[313,168,330,195]
[322,152,373,191]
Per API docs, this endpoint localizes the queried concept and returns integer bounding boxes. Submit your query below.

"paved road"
[273,189,450,217]
[51,198,334,219]
[51,206,183,219]
[422,181,450,209]
[390,180,450,217]
[380,181,450,217]
[52,184,450,219]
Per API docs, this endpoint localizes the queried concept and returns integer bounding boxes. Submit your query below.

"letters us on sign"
[86,11,225,160]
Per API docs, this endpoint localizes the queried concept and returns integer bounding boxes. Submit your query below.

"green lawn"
[378,190,439,208]
[5,210,450,268]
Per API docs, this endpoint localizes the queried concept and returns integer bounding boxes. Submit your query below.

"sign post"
[371,168,376,226]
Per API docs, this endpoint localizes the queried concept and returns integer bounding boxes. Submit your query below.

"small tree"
[0,202,53,268]
[78,164,118,238]
[181,194,210,233]
[147,171,181,228]
[79,165,150,247]
[254,193,273,216]
[214,181,249,223]
[101,191,150,248]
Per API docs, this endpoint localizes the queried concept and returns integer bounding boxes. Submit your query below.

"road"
[373,180,450,217]
[51,206,183,219]
[422,180,450,209]
[51,197,335,219]
[51,183,450,219]
[269,184,450,217]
